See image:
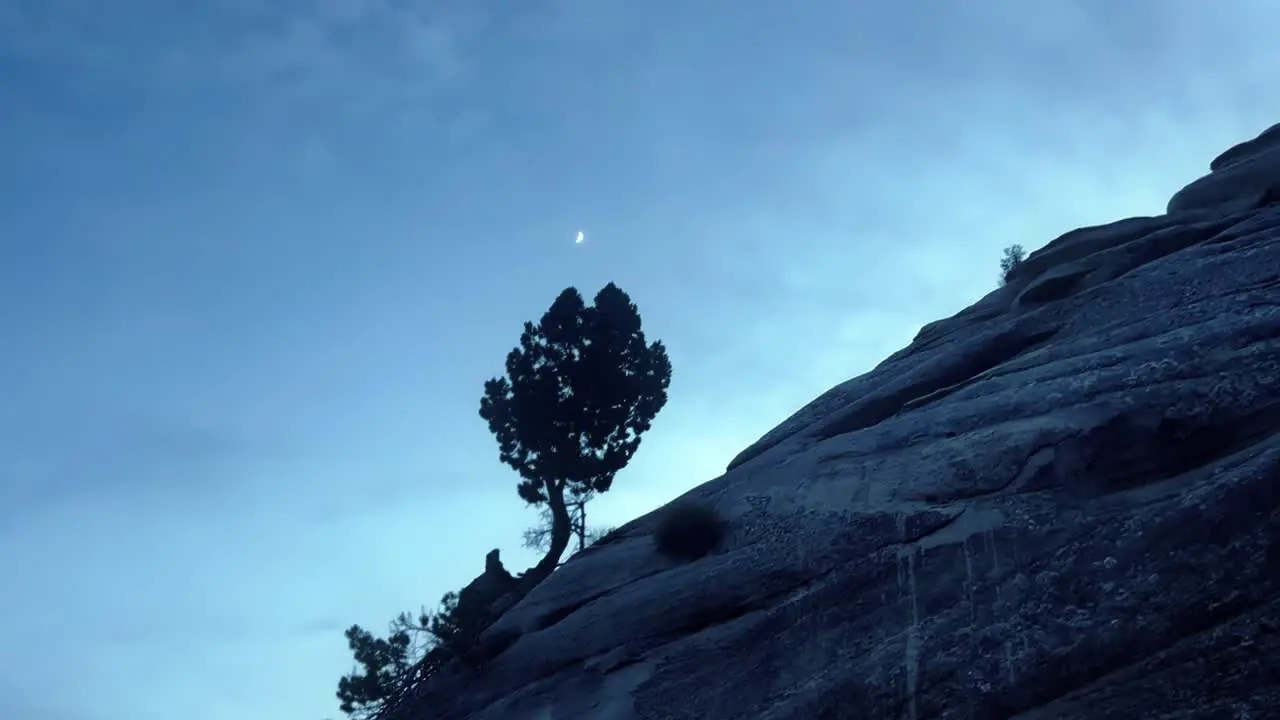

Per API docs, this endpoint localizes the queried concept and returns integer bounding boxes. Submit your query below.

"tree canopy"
[331,592,481,720]
[334,624,414,720]
[479,282,672,582]
[329,282,670,719]
[999,244,1026,285]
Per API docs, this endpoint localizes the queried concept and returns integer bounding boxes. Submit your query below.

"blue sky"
[3,1,1280,718]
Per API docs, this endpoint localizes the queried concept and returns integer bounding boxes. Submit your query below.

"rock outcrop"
[392,124,1280,719]
[1169,122,1280,215]
[456,550,519,618]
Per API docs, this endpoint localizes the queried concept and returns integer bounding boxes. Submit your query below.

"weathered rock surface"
[1168,121,1280,215]
[392,124,1280,719]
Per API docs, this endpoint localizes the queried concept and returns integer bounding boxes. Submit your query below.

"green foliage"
[653,502,726,562]
[480,282,672,574]
[999,244,1026,285]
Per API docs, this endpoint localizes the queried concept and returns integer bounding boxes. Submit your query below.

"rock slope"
[393,123,1280,720]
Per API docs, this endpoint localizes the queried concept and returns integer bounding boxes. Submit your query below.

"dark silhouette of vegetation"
[654,501,726,562]
[329,282,668,719]
[334,624,414,720]
[480,282,672,588]
[999,243,1026,285]
[332,591,490,719]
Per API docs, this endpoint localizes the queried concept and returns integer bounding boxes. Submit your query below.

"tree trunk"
[524,481,573,589]
[575,498,586,552]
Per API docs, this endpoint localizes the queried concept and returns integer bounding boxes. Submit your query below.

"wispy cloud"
[0,0,486,166]
[0,411,286,519]
[2,0,473,83]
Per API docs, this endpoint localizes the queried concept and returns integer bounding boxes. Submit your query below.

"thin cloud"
[1,0,481,135]
[0,413,290,509]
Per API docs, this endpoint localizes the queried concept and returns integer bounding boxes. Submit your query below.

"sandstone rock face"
[392,124,1280,719]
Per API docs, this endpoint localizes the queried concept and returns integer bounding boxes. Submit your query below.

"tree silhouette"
[999,244,1026,285]
[333,623,417,720]
[331,593,476,719]
[480,282,672,586]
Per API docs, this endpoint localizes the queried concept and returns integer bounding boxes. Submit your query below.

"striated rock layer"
[393,123,1280,720]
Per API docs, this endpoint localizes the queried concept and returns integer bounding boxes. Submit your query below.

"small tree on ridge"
[479,282,672,586]
[999,244,1026,285]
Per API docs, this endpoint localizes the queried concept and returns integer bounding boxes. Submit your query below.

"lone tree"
[480,282,672,586]
[999,243,1026,285]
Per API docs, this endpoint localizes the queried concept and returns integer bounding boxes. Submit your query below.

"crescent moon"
[575,231,585,244]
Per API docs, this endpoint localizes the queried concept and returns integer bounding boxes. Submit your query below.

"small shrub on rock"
[653,502,726,562]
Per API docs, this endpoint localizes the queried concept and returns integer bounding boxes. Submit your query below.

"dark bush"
[653,502,726,561]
